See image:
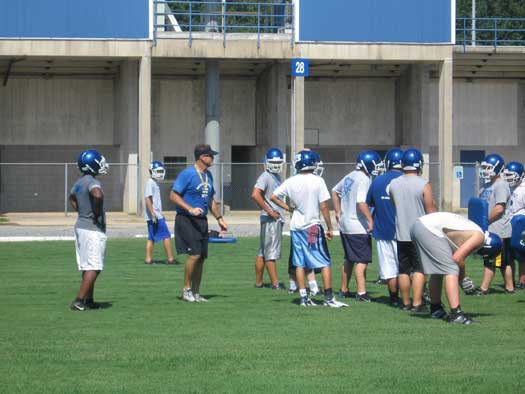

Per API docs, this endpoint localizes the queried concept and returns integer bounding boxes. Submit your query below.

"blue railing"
[154,0,294,47]
[456,17,525,48]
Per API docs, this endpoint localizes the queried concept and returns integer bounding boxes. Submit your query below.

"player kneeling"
[270,150,348,308]
[410,212,501,324]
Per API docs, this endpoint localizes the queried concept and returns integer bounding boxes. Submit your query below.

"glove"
[461,276,476,295]
[151,215,158,225]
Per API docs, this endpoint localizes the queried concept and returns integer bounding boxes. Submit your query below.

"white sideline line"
[0,236,75,242]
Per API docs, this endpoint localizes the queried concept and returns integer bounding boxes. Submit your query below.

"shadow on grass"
[410,311,493,320]
[145,260,181,265]
[91,301,113,310]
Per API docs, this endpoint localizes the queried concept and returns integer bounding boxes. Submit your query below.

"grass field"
[1,237,524,394]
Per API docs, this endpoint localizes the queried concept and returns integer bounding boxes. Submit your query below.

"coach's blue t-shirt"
[366,170,402,240]
[172,166,215,216]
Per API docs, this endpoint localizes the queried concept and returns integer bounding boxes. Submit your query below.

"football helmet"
[77,149,108,176]
[384,148,404,170]
[311,151,325,177]
[356,150,382,177]
[402,148,423,173]
[265,148,284,174]
[503,161,524,187]
[477,232,503,258]
[149,160,166,181]
[479,153,505,181]
[294,150,318,173]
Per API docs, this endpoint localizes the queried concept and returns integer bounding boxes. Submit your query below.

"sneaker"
[309,288,321,297]
[324,297,349,308]
[475,288,489,296]
[375,278,387,285]
[430,307,448,320]
[516,283,525,290]
[182,289,195,302]
[194,293,208,302]
[410,304,428,313]
[299,297,317,307]
[449,312,475,325]
[355,292,372,302]
[338,290,352,299]
[271,283,286,291]
[254,283,265,289]
[70,300,87,311]
[288,287,298,294]
[400,303,412,311]
[504,288,515,294]
[423,290,431,304]
[389,297,401,307]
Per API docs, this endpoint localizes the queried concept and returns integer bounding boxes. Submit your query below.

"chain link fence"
[0,162,482,214]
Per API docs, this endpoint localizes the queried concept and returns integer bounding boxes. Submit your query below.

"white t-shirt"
[144,178,164,221]
[332,170,371,234]
[273,173,330,231]
[419,212,482,238]
[501,183,525,237]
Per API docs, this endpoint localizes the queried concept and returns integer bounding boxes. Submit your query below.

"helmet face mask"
[477,232,502,258]
[503,161,524,187]
[150,161,166,181]
[479,154,504,181]
[78,149,109,176]
[265,148,284,174]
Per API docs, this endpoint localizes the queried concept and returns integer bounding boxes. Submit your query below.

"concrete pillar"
[138,56,152,217]
[438,58,453,211]
[205,61,221,202]
[291,76,304,160]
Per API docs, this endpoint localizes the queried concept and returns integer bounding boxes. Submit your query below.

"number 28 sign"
[291,58,310,77]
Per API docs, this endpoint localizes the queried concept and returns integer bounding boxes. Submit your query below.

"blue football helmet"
[503,161,524,187]
[384,148,404,170]
[149,160,166,181]
[477,232,503,258]
[311,151,325,177]
[265,148,284,174]
[480,153,505,181]
[294,150,318,173]
[402,148,423,173]
[77,149,108,175]
[356,150,382,177]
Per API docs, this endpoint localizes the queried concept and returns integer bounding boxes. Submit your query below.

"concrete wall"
[1,77,114,145]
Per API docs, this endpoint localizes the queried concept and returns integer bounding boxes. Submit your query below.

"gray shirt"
[144,178,164,221]
[71,174,105,233]
[479,177,510,237]
[389,175,428,241]
[254,171,285,219]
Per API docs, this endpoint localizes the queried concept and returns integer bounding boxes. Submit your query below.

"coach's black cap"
[194,144,219,160]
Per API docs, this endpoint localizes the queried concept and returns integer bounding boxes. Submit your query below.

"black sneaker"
[400,303,412,311]
[254,283,265,289]
[475,288,489,296]
[271,283,286,291]
[355,292,372,302]
[504,288,515,294]
[70,300,87,311]
[389,297,401,307]
[338,290,352,299]
[516,283,525,290]
[449,312,475,325]
[410,304,428,313]
[430,307,448,320]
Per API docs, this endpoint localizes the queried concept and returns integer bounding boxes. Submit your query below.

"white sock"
[299,288,308,298]
[289,280,297,291]
[309,280,319,293]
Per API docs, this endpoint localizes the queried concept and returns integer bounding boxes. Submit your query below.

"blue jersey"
[172,166,215,216]
[366,170,402,240]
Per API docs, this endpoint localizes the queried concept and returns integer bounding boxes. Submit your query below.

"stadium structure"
[1,1,524,214]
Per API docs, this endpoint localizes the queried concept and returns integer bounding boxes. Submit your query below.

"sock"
[309,280,319,293]
[299,288,308,298]
[388,291,398,300]
[451,305,462,315]
[430,303,442,313]
[289,280,297,291]
[324,288,333,299]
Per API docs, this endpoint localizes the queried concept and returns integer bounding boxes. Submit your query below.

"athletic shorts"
[175,214,208,258]
[397,240,423,275]
[376,239,399,280]
[75,227,107,271]
[410,220,459,276]
[147,218,171,242]
[290,225,331,270]
[340,233,372,263]
[257,217,283,261]
[483,237,511,269]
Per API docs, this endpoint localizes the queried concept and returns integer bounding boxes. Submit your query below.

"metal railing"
[154,0,294,47]
[0,162,482,214]
[456,17,525,48]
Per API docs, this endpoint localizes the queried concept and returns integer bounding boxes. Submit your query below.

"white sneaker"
[194,293,208,302]
[324,297,349,308]
[182,289,195,302]
[309,288,321,296]
[299,297,318,307]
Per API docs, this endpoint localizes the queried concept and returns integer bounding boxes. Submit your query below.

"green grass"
[0,217,8,223]
[1,237,524,394]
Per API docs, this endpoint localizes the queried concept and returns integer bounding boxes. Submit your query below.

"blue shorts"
[290,225,331,270]
[147,218,171,242]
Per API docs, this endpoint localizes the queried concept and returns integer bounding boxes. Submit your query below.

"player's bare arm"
[445,229,484,266]
[331,191,342,223]
[358,202,373,233]
[145,196,157,223]
[488,203,505,224]
[210,199,227,231]
[169,190,203,216]
[69,194,78,212]
[423,183,437,214]
[252,187,280,220]
[90,186,105,229]
[270,194,290,212]
[320,201,333,240]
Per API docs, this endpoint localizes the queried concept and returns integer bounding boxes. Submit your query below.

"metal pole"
[291,76,296,165]
[472,0,476,46]
[220,162,224,216]
[64,163,68,216]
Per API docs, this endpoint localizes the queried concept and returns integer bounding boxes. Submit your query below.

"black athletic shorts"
[174,214,209,258]
[341,233,372,263]
[483,237,511,269]
[397,240,423,275]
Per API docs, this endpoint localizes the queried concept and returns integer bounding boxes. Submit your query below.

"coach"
[170,144,228,303]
